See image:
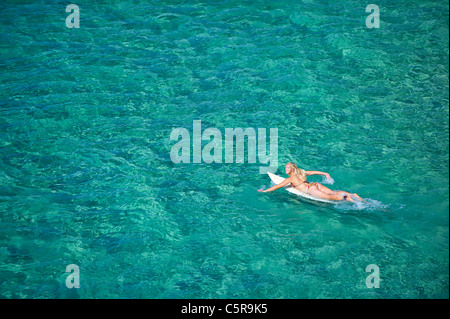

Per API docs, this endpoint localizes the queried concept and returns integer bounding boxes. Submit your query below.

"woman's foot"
[351,193,369,203]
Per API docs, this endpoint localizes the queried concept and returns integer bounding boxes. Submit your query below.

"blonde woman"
[257,162,364,202]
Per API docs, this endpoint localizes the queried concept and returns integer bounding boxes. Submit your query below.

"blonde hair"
[287,162,307,180]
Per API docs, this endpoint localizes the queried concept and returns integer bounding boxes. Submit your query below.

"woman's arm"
[305,171,331,179]
[257,177,292,192]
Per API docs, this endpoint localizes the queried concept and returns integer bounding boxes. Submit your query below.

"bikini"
[291,181,319,194]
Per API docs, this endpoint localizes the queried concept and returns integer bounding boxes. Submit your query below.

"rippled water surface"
[0,0,448,298]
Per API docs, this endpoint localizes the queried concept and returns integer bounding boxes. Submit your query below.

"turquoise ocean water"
[0,0,448,298]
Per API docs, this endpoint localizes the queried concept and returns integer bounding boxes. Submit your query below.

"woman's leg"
[316,184,362,200]
[307,186,351,201]
[316,184,350,195]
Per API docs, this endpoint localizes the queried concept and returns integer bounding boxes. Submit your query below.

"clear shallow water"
[0,0,448,298]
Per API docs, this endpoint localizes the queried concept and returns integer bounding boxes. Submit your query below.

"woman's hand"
[325,173,331,180]
[257,189,265,192]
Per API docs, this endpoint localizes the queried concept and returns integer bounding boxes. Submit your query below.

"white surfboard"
[267,172,336,204]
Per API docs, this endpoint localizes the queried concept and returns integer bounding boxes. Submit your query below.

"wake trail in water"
[336,198,392,212]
